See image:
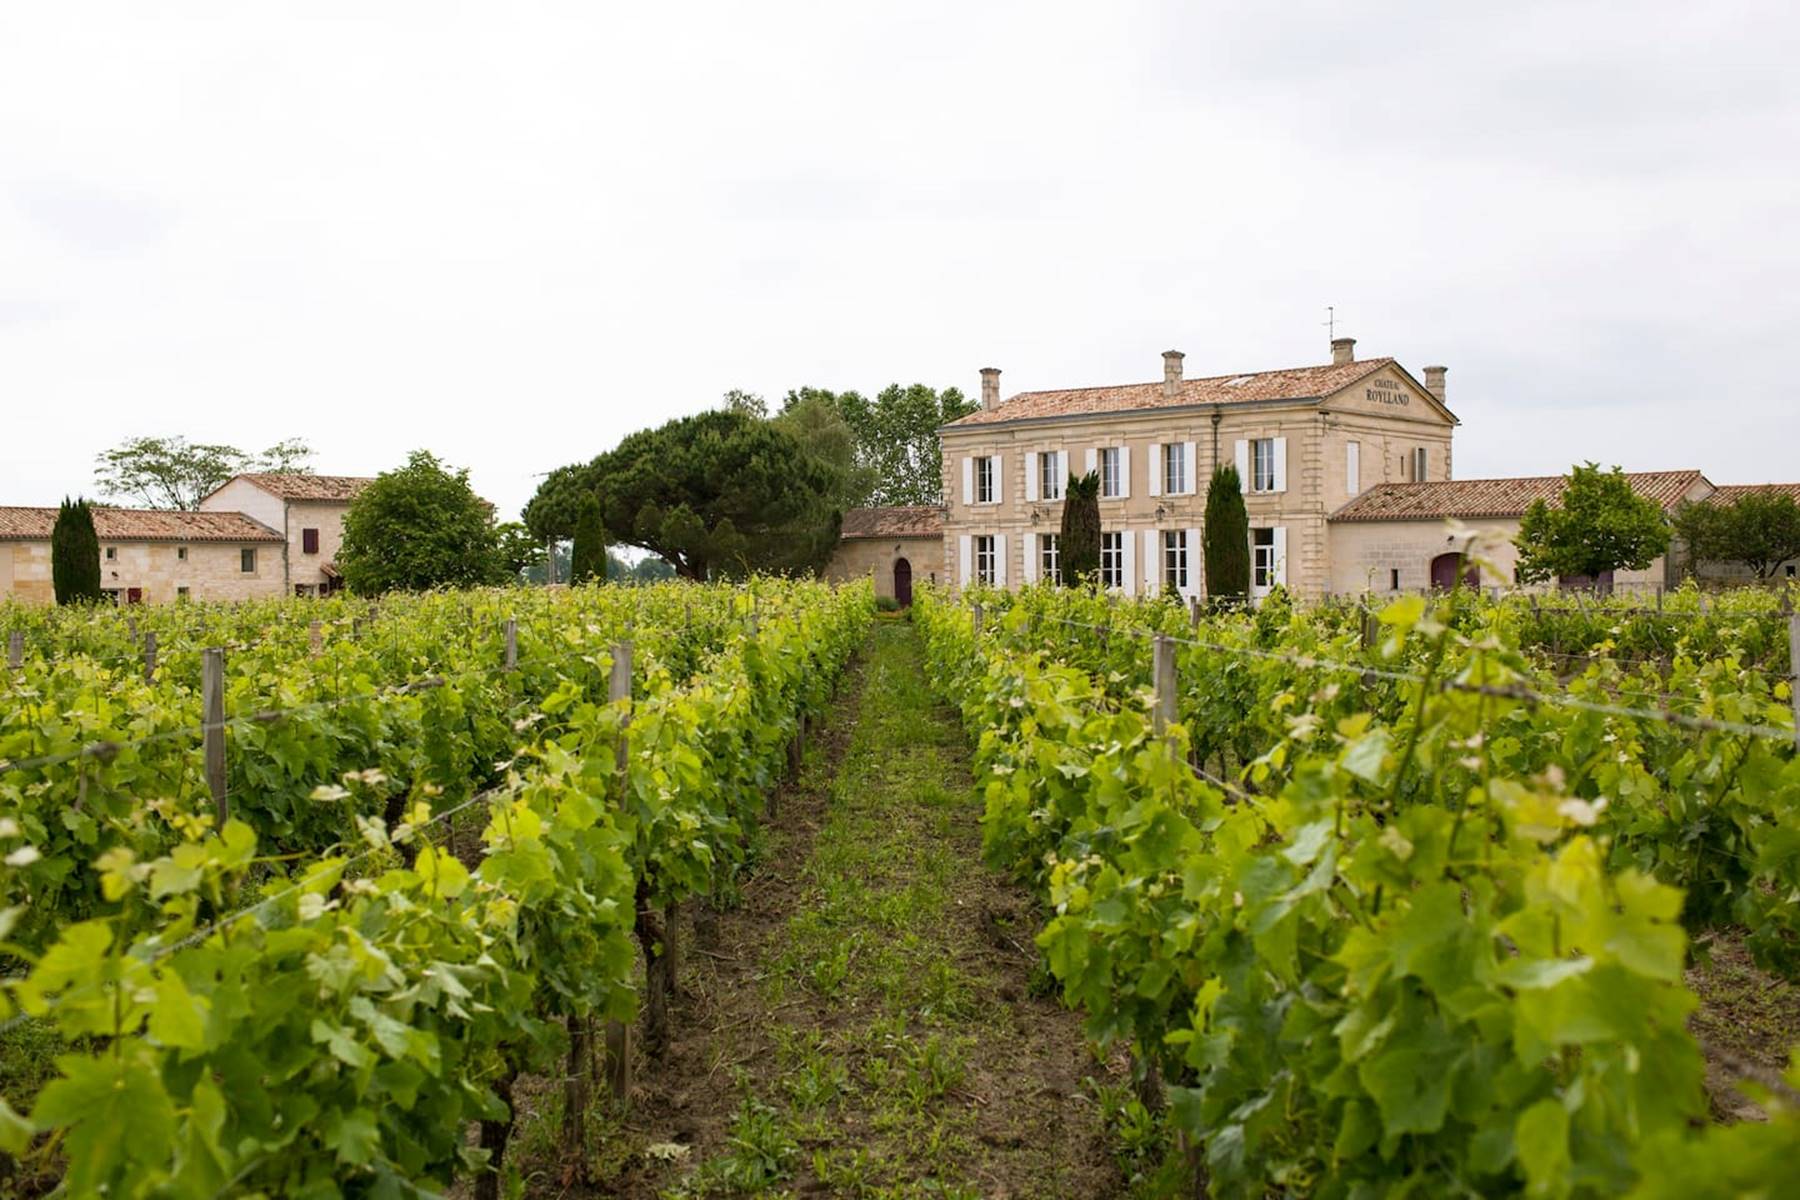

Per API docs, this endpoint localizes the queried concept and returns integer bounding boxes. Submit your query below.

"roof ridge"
[1004,356,1395,401]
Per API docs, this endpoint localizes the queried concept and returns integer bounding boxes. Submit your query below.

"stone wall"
[0,538,285,604]
[824,536,943,599]
[287,501,351,591]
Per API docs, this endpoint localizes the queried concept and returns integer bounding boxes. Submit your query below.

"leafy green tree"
[51,498,103,605]
[780,383,974,506]
[720,388,768,419]
[526,410,841,581]
[570,499,606,584]
[774,391,875,510]
[93,436,314,510]
[1059,471,1101,585]
[493,521,543,583]
[1203,464,1250,603]
[1673,490,1800,579]
[337,451,500,594]
[1516,462,1671,586]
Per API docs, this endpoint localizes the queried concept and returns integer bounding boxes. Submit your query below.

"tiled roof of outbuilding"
[0,507,285,542]
[947,358,1416,428]
[839,506,945,540]
[234,473,372,502]
[1329,471,1709,522]
[1707,482,1800,504]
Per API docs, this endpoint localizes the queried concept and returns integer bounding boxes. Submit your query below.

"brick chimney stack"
[1162,350,1185,398]
[980,367,1001,411]
[1331,337,1356,366]
[1423,364,1448,403]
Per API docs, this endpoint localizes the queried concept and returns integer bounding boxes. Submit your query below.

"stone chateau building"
[828,336,1797,600]
[0,473,370,604]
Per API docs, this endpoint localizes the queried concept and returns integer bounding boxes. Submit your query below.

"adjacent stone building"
[824,506,945,603]
[0,507,286,604]
[938,338,1457,599]
[199,473,371,596]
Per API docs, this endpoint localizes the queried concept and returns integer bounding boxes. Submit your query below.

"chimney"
[1423,364,1448,403]
[979,367,1001,411]
[1331,336,1356,366]
[1162,349,1185,398]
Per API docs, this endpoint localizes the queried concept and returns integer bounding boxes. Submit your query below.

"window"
[1163,443,1188,496]
[176,545,187,561]
[975,456,996,504]
[1788,564,1796,578]
[1100,447,1122,498]
[1162,530,1188,591]
[176,586,190,599]
[1390,568,1401,591]
[1253,529,1277,590]
[104,546,116,561]
[1100,532,1124,589]
[1038,452,1064,501]
[1251,439,1278,492]
[1413,447,1429,482]
[240,547,257,573]
[302,528,320,554]
[102,588,121,604]
[1038,533,1061,584]
[973,535,997,585]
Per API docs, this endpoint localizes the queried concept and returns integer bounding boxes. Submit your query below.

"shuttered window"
[1100,532,1123,589]
[302,528,320,554]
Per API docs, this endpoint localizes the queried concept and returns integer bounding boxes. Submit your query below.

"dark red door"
[126,588,143,604]
[893,557,913,607]
[1428,553,1478,591]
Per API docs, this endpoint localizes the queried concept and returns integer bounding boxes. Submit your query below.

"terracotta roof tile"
[947,358,1425,428]
[0,507,285,542]
[1329,471,1708,522]
[1707,482,1800,504]
[840,506,945,540]
[235,473,372,502]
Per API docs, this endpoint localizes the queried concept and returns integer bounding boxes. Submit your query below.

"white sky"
[3,1,1796,520]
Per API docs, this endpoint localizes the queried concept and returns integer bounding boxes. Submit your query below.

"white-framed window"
[1038,453,1063,501]
[1162,530,1188,591]
[975,456,996,504]
[1164,443,1188,496]
[1100,532,1124,589]
[240,547,257,573]
[974,534,997,585]
[1251,439,1278,492]
[1253,528,1277,590]
[1100,447,1122,498]
[1412,447,1429,482]
[1039,533,1060,584]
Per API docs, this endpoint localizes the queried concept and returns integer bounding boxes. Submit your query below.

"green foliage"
[493,521,543,582]
[570,499,606,584]
[1516,463,1672,585]
[772,390,876,510]
[1674,489,1800,579]
[780,382,976,507]
[527,410,842,580]
[1059,471,1101,586]
[338,451,501,594]
[1203,464,1250,601]
[50,497,102,605]
[92,435,313,510]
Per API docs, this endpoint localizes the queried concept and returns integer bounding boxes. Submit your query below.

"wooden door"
[126,587,143,604]
[893,557,913,607]
[1429,553,1478,591]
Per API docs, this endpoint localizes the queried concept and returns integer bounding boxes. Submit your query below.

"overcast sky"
[3,2,1796,520]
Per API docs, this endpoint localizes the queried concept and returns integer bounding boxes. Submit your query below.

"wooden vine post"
[972,603,983,637]
[143,632,157,683]
[1786,602,1800,751]
[601,641,635,1106]
[503,617,518,672]
[1141,632,1178,1119]
[202,648,228,825]
[308,620,323,658]
[7,631,21,670]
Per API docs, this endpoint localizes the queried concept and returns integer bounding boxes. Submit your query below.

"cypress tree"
[52,497,103,605]
[1203,464,1250,604]
[1060,470,1101,586]
[569,497,606,585]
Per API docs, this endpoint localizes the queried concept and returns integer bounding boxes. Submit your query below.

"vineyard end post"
[309,619,323,658]
[202,647,228,826]
[503,618,518,672]
[605,640,634,1103]
[1787,611,1799,750]
[143,631,157,684]
[6,630,21,670]
[1152,634,1177,740]
[972,603,983,637]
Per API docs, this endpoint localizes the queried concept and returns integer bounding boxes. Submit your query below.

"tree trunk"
[475,1067,519,1200]
[560,1015,590,1183]
[637,880,671,1053]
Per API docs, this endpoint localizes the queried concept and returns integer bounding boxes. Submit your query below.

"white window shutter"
[994,533,1007,588]
[1273,526,1288,586]
[1346,442,1360,496]
[961,458,973,505]
[1182,441,1197,494]
[1025,451,1039,502]
[1143,529,1158,594]
[1273,437,1288,493]
[1419,447,1429,482]
[991,454,1003,503]
[1235,439,1250,486]
[1147,444,1163,497]
[1121,531,1136,596]
[1022,533,1037,584]
[1056,451,1068,492]
[1118,445,1131,497]
[1085,447,1097,475]
[1186,528,1201,598]
[958,535,971,586]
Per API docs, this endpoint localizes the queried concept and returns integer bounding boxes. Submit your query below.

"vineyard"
[917,579,1800,1197]
[1,580,872,1196]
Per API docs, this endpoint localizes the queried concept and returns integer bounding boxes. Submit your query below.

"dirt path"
[573,618,1127,1199]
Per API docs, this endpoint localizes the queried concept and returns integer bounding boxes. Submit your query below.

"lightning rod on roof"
[1322,305,1337,340]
